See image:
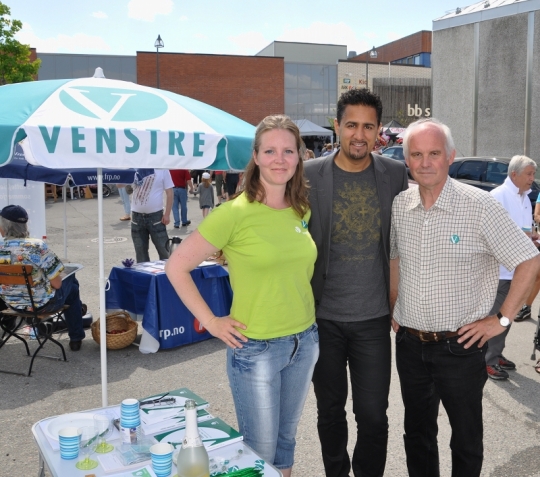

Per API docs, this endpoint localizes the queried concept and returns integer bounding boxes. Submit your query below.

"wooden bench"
[0,264,68,376]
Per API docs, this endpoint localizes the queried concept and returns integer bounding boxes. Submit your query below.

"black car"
[448,156,540,208]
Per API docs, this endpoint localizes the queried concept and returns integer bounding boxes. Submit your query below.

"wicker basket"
[91,311,138,350]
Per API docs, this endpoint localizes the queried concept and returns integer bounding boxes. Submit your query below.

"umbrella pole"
[63,181,68,260]
[97,168,108,407]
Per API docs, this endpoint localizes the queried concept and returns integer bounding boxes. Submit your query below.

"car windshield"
[381,147,404,162]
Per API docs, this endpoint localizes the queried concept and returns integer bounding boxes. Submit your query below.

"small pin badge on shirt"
[301,220,308,229]
[450,234,460,244]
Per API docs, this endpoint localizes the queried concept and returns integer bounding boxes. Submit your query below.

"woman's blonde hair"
[242,115,309,217]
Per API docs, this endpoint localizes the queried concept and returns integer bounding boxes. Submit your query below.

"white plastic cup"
[58,427,81,460]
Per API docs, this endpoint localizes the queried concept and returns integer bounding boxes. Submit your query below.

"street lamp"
[366,46,378,90]
[154,34,164,89]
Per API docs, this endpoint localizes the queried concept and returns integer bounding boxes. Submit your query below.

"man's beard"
[346,145,369,161]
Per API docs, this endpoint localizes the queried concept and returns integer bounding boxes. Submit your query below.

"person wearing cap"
[0,205,85,351]
[194,172,215,218]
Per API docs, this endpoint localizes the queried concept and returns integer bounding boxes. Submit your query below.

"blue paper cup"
[121,398,140,427]
[121,398,139,412]
[58,427,81,460]
[150,443,173,477]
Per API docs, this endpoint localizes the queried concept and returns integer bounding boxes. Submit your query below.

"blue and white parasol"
[0,77,255,170]
[0,74,256,406]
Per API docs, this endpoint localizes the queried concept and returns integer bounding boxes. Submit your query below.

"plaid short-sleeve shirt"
[390,178,538,332]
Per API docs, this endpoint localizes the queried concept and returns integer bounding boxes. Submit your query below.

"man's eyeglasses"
[139,392,176,407]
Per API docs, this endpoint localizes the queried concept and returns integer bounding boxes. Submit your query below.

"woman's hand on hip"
[205,315,248,349]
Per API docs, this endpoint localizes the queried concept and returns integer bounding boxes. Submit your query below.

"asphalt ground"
[0,188,540,477]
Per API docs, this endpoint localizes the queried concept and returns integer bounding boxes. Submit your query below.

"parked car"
[448,156,540,208]
[380,146,412,178]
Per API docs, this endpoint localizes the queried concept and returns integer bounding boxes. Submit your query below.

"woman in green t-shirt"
[166,115,319,477]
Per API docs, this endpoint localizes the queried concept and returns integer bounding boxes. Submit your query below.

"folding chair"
[0,264,68,377]
[44,183,58,202]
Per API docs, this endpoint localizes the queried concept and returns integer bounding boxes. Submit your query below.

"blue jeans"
[172,187,188,226]
[118,187,131,215]
[395,327,488,477]
[131,210,169,263]
[39,275,85,342]
[227,323,319,469]
[312,317,391,477]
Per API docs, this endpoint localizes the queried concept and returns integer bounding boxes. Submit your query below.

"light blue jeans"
[172,187,188,226]
[118,186,131,215]
[227,323,319,469]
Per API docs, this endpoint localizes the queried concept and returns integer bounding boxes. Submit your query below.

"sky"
[9,0,463,57]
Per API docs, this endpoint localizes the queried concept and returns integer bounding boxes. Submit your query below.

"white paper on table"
[118,466,157,477]
[97,452,153,475]
[132,261,166,273]
[104,462,157,477]
[198,260,217,267]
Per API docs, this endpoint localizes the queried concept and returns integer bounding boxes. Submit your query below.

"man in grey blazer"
[304,89,408,477]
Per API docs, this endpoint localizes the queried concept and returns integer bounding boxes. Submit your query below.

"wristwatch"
[497,312,511,327]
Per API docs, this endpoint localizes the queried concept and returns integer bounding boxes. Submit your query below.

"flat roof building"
[432,0,540,158]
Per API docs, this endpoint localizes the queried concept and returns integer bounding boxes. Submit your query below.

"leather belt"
[131,210,162,216]
[174,186,186,189]
[404,327,460,342]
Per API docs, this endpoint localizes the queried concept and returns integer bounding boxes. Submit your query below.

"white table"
[32,405,282,477]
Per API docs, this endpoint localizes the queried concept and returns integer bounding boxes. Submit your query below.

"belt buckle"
[419,331,438,342]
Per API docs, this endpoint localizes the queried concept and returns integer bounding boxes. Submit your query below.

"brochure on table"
[130,260,220,275]
[139,388,209,426]
[142,408,212,435]
[154,416,243,452]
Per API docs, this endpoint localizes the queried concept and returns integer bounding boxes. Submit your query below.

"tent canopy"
[0,144,136,186]
[293,119,333,137]
[383,120,406,137]
[383,119,403,129]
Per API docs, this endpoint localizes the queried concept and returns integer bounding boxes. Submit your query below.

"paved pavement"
[1,189,540,477]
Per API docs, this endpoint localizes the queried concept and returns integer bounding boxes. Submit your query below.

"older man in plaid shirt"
[389,118,540,477]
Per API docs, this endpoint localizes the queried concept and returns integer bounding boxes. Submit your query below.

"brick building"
[136,52,283,127]
[352,30,432,67]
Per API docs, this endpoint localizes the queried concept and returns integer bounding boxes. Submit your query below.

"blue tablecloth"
[106,264,232,350]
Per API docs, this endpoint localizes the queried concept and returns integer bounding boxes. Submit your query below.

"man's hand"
[457,315,505,349]
[391,317,400,333]
[204,315,248,349]
[161,214,170,226]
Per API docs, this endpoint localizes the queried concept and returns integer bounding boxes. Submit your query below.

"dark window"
[449,162,460,176]
[382,147,405,162]
[485,161,508,184]
[455,161,484,181]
